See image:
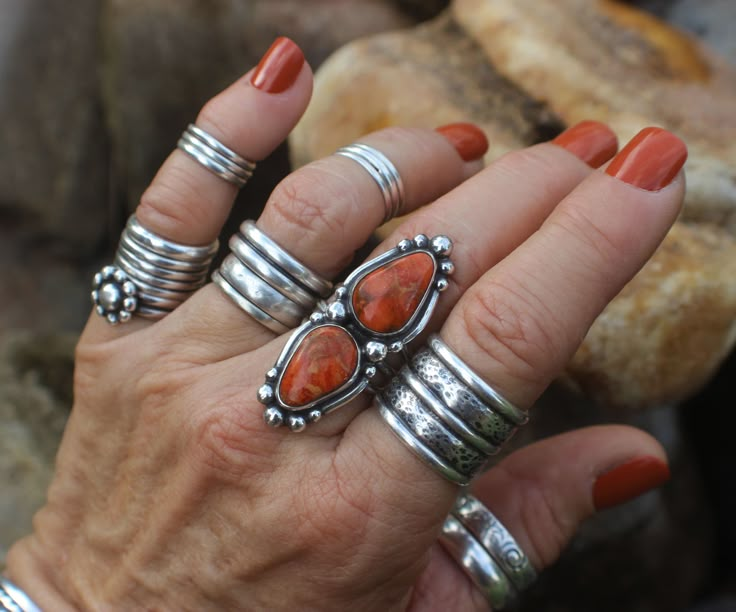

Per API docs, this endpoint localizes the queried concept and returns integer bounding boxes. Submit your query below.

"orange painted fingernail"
[251,37,305,94]
[593,456,670,511]
[605,127,687,191]
[552,120,619,168]
[436,123,489,162]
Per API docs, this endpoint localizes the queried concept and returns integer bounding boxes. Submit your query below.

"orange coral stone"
[352,252,434,334]
[279,325,359,408]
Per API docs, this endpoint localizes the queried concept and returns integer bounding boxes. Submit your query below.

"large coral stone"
[352,252,435,334]
[279,325,359,408]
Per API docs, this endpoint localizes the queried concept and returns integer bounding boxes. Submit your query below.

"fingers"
[415,426,670,611]
[82,38,313,343]
[176,124,489,357]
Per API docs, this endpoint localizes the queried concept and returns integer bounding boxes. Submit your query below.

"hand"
[5,38,685,611]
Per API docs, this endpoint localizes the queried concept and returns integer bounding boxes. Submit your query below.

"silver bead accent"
[430,234,453,256]
[257,384,274,403]
[264,407,284,428]
[365,341,388,362]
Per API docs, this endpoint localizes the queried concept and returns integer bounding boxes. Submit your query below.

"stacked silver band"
[377,334,528,485]
[0,578,41,612]
[335,143,404,223]
[92,215,218,324]
[440,493,536,610]
[177,124,256,188]
[213,220,333,334]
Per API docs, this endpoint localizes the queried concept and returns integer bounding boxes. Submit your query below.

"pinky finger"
[410,425,671,611]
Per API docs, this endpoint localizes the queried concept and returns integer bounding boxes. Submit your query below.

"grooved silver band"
[214,220,332,333]
[92,215,218,324]
[440,493,537,610]
[177,124,256,187]
[0,577,41,612]
[335,143,405,223]
[378,334,528,484]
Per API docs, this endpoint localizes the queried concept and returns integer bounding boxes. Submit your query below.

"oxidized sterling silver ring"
[91,215,218,324]
[377,334,528,485]
[258,234,454,432]
[177,124,256,188]
[440,493,537,610]
[335,143,405,223]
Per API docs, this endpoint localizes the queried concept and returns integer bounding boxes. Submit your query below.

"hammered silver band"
[335,143,405,223]
[214,220,333,334]
[177,124,256,188]
[377,334,528,485]
[92,215,217,324]
[0,577,41,612]
[440,493,536,610]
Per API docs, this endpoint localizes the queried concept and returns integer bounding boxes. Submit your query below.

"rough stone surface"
[0,0,109,256]
[290,14,563,167]
[453,0,736,231]
[566,222,736,410]
[0,332,74,564]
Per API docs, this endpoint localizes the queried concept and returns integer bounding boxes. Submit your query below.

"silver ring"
[240,221,332,297]
[214,220,332,333]
[177,124,256,188]
[92,215,217,324]
[377,334,528,484]
[335,143,405,223]
[440,493,537,610]
[0,577,42,612]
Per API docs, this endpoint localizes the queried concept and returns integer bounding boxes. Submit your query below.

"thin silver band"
[240,221,332,297]
[126,215,218,260]
[212,270,290,334]
[335,143,405,223]
[453,493,537,591]
[429,335,529,426]
[0,577,41,612]
[440,515,517,610]
[177,124,255,188]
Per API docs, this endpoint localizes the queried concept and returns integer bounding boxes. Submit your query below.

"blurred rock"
[0,0,109,256]
[290,14,563,167]
[101,0,414,213]
[453,0,736,232]
[0,331,74,564]
[567,222,736,411]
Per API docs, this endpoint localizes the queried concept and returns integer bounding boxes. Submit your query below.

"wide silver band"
[214,220,332,334]
[335,143,405,223]
[177,124,256,188]
[440,493,536,610]
[0,577,41,612]
[377,334,528,484]
[92,215,217,324]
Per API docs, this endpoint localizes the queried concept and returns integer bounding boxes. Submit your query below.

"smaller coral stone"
[279,325,359,408]
[352,252,435,334]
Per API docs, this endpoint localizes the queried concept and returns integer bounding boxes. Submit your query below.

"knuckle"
[460,279,566,384]
[185,397,273,484]
[268,166,356,238]
[137,164,215,233]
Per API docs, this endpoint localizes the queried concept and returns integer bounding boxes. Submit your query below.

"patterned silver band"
[0,577,41,612]
[177,124,256,188]
[335,143,405,223]
[377,334,528,485]
[440,493,536,610]
[214,220,333,334]
[92,215,218,324]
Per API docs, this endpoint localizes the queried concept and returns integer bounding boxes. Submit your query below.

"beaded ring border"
[257,234,454,432]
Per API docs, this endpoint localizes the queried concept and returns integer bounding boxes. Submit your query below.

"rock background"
[0,1,734,610]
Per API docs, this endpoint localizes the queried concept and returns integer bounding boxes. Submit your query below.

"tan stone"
[566,222,736,410]
[290,14,564,168]
[453,0,736,230]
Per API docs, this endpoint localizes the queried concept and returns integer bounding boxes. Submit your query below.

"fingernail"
[593,456,670,511]
[436,123,489,162]
[251,37,305,94]
[605,127,688,191]
[552,120,619,169]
